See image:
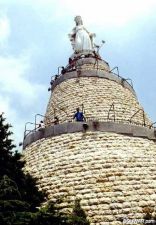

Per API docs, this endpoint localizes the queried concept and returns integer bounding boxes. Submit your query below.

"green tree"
[0,113,15,178]
[0,175,31,225]
[30,200,69,225]
[0,113,44,224]
[10,151,45,211]
[142,207,156,225]
[69,199,90,225]
[0,113,90,225]
[0,113,44,211]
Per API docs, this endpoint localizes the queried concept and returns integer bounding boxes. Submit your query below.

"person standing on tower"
[73,108,85,122]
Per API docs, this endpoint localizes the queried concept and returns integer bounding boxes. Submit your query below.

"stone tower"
[23,17,156,224]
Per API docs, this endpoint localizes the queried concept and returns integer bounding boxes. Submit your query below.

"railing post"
[82,104,84,114]
[107,103,115,122]
[149,122,156,129]
[35,114,37,131]
[143,110,146,126]
[113,104,115,122]
[109,67,119,77]
[129,109,146,126]
[24,122,35,139]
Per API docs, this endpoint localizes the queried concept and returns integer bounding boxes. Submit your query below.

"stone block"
[53,123,68,135]
[44,126,54,138]
[23,129,156,224]
[132,126,148,137]
[114,124,133,135]
[67,122,83,133]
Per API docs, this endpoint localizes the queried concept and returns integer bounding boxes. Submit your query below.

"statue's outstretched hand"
[90,33,96,38]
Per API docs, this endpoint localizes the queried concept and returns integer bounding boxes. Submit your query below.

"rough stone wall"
[23,131,156,224]
[45,77,151,126]
[75,62,109,72]
[69,57,110,72]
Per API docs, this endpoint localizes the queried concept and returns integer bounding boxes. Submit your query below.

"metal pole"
[24,122,35,138]
[113,104,115,122]
[35,115,37,131]
[143,110,146,126]
[110,67,119,77]
[149,122,156,128]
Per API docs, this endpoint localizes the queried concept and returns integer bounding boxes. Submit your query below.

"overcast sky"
[0,0,156,148]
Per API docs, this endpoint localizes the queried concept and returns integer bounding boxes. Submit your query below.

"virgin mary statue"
[69,16,95,53]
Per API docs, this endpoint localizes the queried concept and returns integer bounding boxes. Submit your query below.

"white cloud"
[1,0,156,33]
[0,14,10,46]
[0,7,46,148]
[0,95,22,147]
[0,51,45,107]
[1,0,156,28]
[0,49,46,147]
[61,0,156,27]
[19,0,156,27]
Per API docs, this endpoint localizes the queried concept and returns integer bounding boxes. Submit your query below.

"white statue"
[69,16,95,53]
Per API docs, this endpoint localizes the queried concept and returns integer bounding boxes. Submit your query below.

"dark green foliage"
[0,175,21,200]
[0,113,15,178]
[31,199,90,225]
[0,175,31,225]
[0,179,70,225]
[142,207,156,224]
[0,113,44,211]
[0,113,90,225]
[0,175,30,212]
[0,211,33,225]
[0,113,44,224]
[143,213,156,224]
[10,154,45,211]
[69,199,90,225]
[30,201,69,225]
[0,200,30,212]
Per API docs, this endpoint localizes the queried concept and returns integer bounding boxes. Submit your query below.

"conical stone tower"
[23,17,156,224]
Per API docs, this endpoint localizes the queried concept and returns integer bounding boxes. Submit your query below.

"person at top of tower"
[69,16,95,53]
[38,120,45,130]
[53,116,59,125]
[73,108,85,122]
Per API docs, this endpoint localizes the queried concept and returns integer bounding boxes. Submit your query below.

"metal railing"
[121,78,133,88]
[24,122,37,139]
[49,60,134,94]
[35,114,53,130]
[108,66,134,90]
[24,105,155,140]
[107,103,115,122]
[110,66,119,76]
[24,114,53,139]
[149,122,156,129]
[129,109,146,126]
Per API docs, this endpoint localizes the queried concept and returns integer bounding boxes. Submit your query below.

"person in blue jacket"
[73,108,85,122]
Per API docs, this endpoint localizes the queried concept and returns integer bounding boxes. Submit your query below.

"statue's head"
[74,16,83,25]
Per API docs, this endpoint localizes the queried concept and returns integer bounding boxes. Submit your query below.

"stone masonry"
[23,57,156,224]
[45,58,151,126]
[23,131,156,224]
[45,76,150,126]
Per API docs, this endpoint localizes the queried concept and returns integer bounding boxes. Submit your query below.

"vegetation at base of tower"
[0,113,45,209]
[142,207,156,225]
[68,199,90,225]
[0,113,90,225]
